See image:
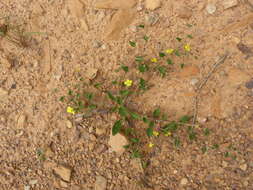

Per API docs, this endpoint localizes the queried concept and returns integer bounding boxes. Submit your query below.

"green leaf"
[180,63,185,69]
[68,90,73,95]
[129,41,136,47]
[159,52,166,57]
[212,144,219,149]
[143,117,149,123]
[111,106,118,112]
[123,145,130,149]
[179,115,191,123]
[139,78,147,90]
[201,146,207,154]
[59,96,65,102]
[120,90,131,97]
[175,50,180,57]
[131,150,141,158]
[138,24,145,28]
[84,92,93,101]
[116,96,123,105]
[153,108,161,118]
[146,127,153,137]
[130,138,140,143]
[112,120,122,136]
[121,65,129,72]
[187,34,193,39]
[148,121,155,127]
[135,56,144,62]
[94,83,102,88]
[167,58,173,65]
[186,24,193,27]
[162,122,178,132]
[188,131,197,141]
[176,37,182,42]
[130,112,140,120]
[138,64,149,73]
[118,106,128,117]
[143,35,149,41]
[125,128,134,136]
[107,92,116,101]
[203,128,210,136]
[157,66,167,77]
[88,104,97,109]
[174,137,181,147]
[112,80,117,85]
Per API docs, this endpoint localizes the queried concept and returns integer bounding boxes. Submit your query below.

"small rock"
[206,4,216,14]
[53,165,72,182]
[129,25,138,32]
[90,134,97,141]
[190,78,199,86]
[223,0,238,9]
[29,179,38,185]
[180,178,188,185]
[145,0,161,10]
[245,79,253,89]
[197,117,207,123]
[130,158,144,173]
[176,6,192,19]
[0,88,8,102]
[222,161,228,168]
[239,164,247,171]
[86,68,98,80]
[96,127,106,135]
[145,13,159,26]
[108,133,128,155]
[95,175,107,190]
[136,4,144,11]
[24,186,30,190]
[66,120,73,129]
[93,41,102,48]
[44,145,54,158]
[101,44,107,50]
[60,180,68,188]
[17,114,27,129]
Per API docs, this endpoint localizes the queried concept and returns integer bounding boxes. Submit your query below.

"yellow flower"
[124,79,133,87]
[184,44,191,52]
[164,132,172,136]
[67,106,75,114]
[151,58,158,63]
[153,131,159,137]
[148,142,155,148]
[165,48,174,54]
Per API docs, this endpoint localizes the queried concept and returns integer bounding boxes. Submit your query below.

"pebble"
[180,178,188,185]
[17,114,27,129]
[29,179,38,185]
[190,78,199,86]
[53,165,72,182]
[93,41,102,48]
[197,117,207,123]
[145,13,159,26]
[96,127,106,136]
[206,4,216,14]
[222,161,228,168]
[95,175,107,190]
[145,0,161,10]
[0,88,8,102]
[136,4,144,11]
[177,6,192,19]
[129,25,138,33]
[24,186,30,190]
[245,79,253,89]
[130,158,144,174]
[239,164,247,171]
[108,133,128,155]
[60,180,68,188]
[66,120,73,129]
[223,0,238,9]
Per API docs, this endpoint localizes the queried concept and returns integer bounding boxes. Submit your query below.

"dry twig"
[192,52,229,124]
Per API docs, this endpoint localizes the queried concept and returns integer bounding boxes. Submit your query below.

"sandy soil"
[0,0,253,189]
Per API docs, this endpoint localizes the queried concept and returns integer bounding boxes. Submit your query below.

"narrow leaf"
[112,120,122,136]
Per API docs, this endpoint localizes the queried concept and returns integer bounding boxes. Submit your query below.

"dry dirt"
[0,0,253,189]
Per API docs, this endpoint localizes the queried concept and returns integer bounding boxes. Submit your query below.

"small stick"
[192,52,229,124]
